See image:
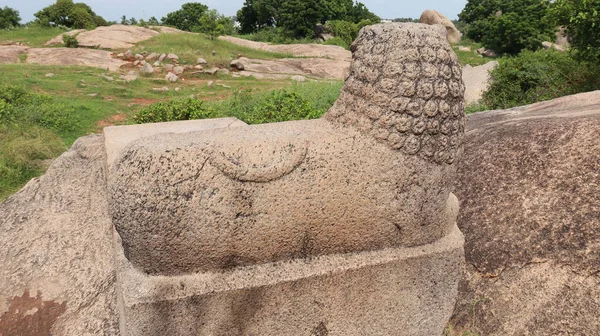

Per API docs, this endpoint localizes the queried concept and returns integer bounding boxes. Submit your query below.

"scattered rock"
[124,50,133,59]
[172,66,184,75]
[116,53,124,58]
[420,9,461,44]
[146,52,159,61]
[165,72,178,83]
[153,61,161,67]
[45,73,55,78]
[216,84,231,88]
[167,53,179,62]
[203,67,219,75]
[174,87,181,91]
[164,64,174,71]
[458,46,471,52]
[207,81,213,88]
[194,65,204,70]
[476,47,497,57]
[542,41,565,52]
[120,70,138,83]
[291,75,307,82]
[140,60,147,66]
[140,63,154,75]
[230,60,244,70]
[87,93,98,97]
[158,53,166,62]
[197,58,207,65]
[133,60,140,66]
[135,54,144,60]
[101,74,114,81]
[216,68,230,75]
[152,87,169,92]
[211,50,216,56]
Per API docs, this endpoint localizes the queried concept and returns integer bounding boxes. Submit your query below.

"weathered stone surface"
[0,46,29,63]
[44,29,85,46]
[172,65,184,75]
[25,48,127,71]
[420,9,462,44]
[140,63,154,75]
[462,61,498,105]
[109,23,465,276]
[45,25,160,49]
[196,57,207,64]
[165,72,178,82]
[0,135,119,335]
[449,91,600,335]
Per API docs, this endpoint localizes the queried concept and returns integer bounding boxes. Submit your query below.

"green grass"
[0,26,70,47]
[452,38,496,67]
[131,33,293,68]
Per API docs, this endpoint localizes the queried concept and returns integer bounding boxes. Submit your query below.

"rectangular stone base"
[114,226,464,336]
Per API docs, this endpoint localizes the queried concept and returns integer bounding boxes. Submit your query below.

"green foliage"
[458,0,554,54]
[0,85,77,132]
[162,2,209,32]
[62,33,79,48]
[323,36,349,49]
[237,0,379,38]
[133,98,218,123]
[482,49,600,109]
[325,19,375,47]
[0,125,65,201]
[34,0,106,29]
[392,17,419,23]
[134,82,343,125]
[0,6,21,29]
[550,0,600,64]
[196,9,236,39]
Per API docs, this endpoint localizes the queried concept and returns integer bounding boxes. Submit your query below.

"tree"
[458,0,554,54]
[34,0,106,28]
[162,2,209,31]
[237,0,379,38]
[148,16,160,26]
[197,9,235,38]
[550,0,600,63]
[0,6,21,29]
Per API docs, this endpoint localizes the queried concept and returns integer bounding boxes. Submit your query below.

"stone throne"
[105,23,465,336]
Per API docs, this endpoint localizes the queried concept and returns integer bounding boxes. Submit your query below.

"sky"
[3,0,468,24]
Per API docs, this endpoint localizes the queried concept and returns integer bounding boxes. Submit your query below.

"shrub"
[482,49,600,109]
[234,89,318,124]
[133,98,219,124]
[62,34,79,48]
[323,36,349,49]
[0,85,77,132]
[550,0,600,64]
[0,6,21,29]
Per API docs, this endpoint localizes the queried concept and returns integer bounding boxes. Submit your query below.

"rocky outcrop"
[462,61,498,105]
[25,48,127,71]
[0,45,28,63]
[420,9,462,44]
[449,91,600,335]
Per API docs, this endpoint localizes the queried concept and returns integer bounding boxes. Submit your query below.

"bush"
[0,6,21,29]
[0,85,77,132]
[550,0,600,64]
[482,49,600,109]
[323,36,349,49]
[62,34,79,48]
[133,98,219,123]
[134,82,343,124]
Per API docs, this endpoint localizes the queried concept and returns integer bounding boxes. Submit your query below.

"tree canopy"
[459,0,554,54]
[550,0,600,63]
[237,0,379,38]
[0,6,21,29]
[162,2,209,31]
[34,0,107,29]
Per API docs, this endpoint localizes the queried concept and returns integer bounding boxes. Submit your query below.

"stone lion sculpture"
[109,23,465,276]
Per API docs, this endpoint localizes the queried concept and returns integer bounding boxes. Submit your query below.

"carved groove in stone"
[209,143,308,182]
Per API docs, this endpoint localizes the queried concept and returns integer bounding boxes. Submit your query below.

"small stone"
[135,54,144,60]
[165,72,178,83]
[87,93,98,97]
[216,68,230,75]
[164,64,174,71]
[291,75,307,82]
[146,52,159,61]
[172,66,184,75]
[45,73,55,78]
[158,53,167,62]
[216,84,231,88]
[140,63,154,75]
[194,65,204,70]
[124,50,133,59]
[116,53,124,58]
[152,87,170,92]
[230,60,244,70]
[207,81,213,88]
[167,53,179,61]
[140,60,147,66]
[457,46,471,52]
[133,60,140,66]
[175,87,181,91]
[197,58,208,65]
[101,74,114,81]
[153,61,161,67]
[203,68,219,75]
[211,50,216,56]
